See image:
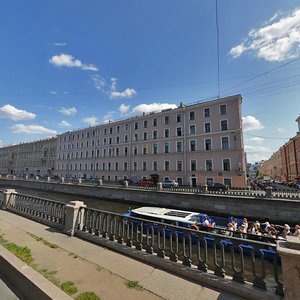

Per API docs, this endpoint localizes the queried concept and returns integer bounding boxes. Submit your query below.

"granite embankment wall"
[0,179,299,223]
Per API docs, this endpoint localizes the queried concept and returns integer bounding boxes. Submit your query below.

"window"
[144,120,147,128]
[109,138,112,145]
[190,125,196,135]
[143,161,147,171]
[165,161,170,171]
[143,145,147,154]
[177,161,182,171]
[133,162,137,171]
[190,140,196,151]
[109,127,113,134]
[134,122,138,130]
[153,161,158,171]
[177,127,182,136]
[116,126,120,133]
[153,130,158,139]
[153,118,157,126]
[124,146,128,156]
[221,120,228,131]
[143,132,148,140]
[116,136,120,144]
[102,163,105,170]
[125,135,128,143]
[176,141,182,152]
[164,116,169,125]
[176,113,181,122]
[222,137,229,149]
[103,138,107,145]
[204,122,211,133]
[206,178,214,186]
[115,162,119,170]
[116,148,119,156]
[206,159,213,171]
[220,104,227,115]
[191,160,196,171]
[190,111,195,120]
[134,134,138,142]
[164,142,170,153]
[164,129,170,138]
[223,159,231,171]
[153,143,158,154]
[205,139,212,150]
[204,108,210,117]
[104,128,107,135]
[134,146,138,155]
[224,178,232,187]
[124,162,128,171]
[125,124,129,131]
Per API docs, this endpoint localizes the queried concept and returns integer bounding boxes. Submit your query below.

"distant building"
[0,138,57,177]
[260,116,300,183]
[54,95,246,187]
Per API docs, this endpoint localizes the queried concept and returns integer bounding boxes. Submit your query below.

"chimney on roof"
[296,115,300,135]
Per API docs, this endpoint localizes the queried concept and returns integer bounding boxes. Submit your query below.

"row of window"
[59,120,229,150]
[57,158,231,172]
[58,137,230,160]
[59,105,228,142]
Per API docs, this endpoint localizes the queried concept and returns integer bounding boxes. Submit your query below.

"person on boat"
[226,222,234,236]
[232,219,238,231]
[293,225,300,237]
[242,218,248,231]
[282,224,292,238]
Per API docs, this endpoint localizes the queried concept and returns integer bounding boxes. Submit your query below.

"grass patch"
[126,280,142,290]
[61,281,78,295]
[75,291,101,300]
[0,234,7,244]
[4,243,34,265]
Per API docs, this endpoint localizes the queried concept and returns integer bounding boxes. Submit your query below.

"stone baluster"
[1,189,17,210]
[64,201,86,236]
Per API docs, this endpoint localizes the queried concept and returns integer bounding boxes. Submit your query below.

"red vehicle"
[137,178,153,186]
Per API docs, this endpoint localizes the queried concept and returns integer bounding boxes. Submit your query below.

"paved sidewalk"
[0,210,245,300]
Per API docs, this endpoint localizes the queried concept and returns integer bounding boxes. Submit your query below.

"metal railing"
[77,206,284,297]
[0,190,3,206]
[7,192,66,226]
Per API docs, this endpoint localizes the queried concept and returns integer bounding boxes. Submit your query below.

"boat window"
[164,211,190,218]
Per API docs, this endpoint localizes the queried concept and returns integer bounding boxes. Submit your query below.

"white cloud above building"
[132,103,177,115]
[119,104,130,115]
[242,115,264,132]
[230,7,300,61]
[108,78,137,99]
[11,124,57,135]
[0,104,36,121]
[59,120,72,128]
[82,117,97,126]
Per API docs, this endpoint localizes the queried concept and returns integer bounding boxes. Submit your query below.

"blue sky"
[0,0,300,163]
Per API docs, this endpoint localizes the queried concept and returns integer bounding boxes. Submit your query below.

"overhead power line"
[244,133,291,140]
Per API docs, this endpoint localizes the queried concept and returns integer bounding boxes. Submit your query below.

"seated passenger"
[293,225,300,237]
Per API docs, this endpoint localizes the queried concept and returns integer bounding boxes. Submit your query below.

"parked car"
[161,179,179,188]
[208,183,228,191]
[137,178,153,186]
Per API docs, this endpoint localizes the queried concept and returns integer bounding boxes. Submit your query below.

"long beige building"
[55,95,246,187]
[0,138,57,177]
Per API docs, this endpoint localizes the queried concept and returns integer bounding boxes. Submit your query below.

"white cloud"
[229,7,300,61]
[82,117,97,126]
[91,74,106,92]
[248,137,265,143]
[0,104,36,121]
[242,115,264,132]
[119,104,130,115]
[54,42,67,46]
[109,78,137,99]
[244,144,272,163]
[59,120,72,128]
[59,107,77,116]
[0,140,3,146]
[277,127,286,133]
[11,124,57,135]
[50,91,57,95]
[132,103,177,115]
[49,53,98,71]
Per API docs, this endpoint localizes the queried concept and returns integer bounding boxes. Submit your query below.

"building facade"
[0,138,57,177]
[260,116,300,183]
[55,95,246,187]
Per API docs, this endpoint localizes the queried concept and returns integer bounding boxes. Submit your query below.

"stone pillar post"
[47,177,50,182]
[2,189,17,210]
[98,179,103,186]
[61,177,65,183]
[78,178,82,184]
[25,175,28,180]
[13,175,16,180]
[277,236,300,300]
[63,201,86,236]
[157,182,162,191]
[35,176,39,180]
[203,184,208,193]
[265,186,273,198]
[124,180,128,188]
